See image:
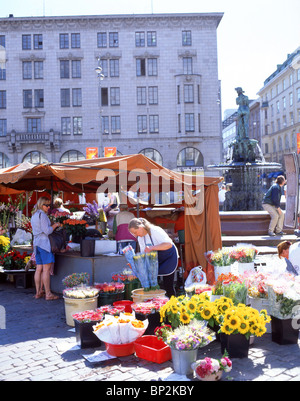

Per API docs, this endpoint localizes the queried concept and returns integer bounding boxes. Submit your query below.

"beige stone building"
[0,13,223,173]
[258,47,300,167]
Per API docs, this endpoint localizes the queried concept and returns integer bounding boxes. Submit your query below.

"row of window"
[266,88,300,117]
[0,82,201,109]
[0,30,194,51]
[0,112,201,136]
[0,146,203,169]
[264,131,298,154]
[0,56,195,82]
[264,108,300,135]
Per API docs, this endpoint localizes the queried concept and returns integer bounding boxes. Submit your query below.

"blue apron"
[144,236,178,276]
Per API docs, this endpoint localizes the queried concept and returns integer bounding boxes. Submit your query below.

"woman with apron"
[128,218,178,298]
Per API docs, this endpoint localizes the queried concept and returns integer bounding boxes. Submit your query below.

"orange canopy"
[0,154,204,195]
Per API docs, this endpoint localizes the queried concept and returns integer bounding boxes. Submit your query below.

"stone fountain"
[209,87,281,211]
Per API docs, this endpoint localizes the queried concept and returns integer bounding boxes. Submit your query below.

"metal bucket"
[171,348,198,375]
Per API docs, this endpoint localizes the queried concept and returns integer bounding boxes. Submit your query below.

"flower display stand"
[171,348,198,375]
[271,316,300,345]
[214,265,232,281]
[64,296,98,327]
[237,262,255,275]
[220,333,250,359]
[74,320,102,349]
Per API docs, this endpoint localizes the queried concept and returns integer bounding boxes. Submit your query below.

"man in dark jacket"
[262,175,286,236]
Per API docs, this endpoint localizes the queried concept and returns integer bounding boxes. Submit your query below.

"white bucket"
[63,296,98,327]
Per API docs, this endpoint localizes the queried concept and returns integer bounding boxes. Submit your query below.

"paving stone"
[1,279,300,382]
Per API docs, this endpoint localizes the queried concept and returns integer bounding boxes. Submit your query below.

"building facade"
[0,13,223,173]
[258,47,300,167]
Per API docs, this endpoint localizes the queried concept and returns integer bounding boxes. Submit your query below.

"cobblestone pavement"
[0,279,300,383]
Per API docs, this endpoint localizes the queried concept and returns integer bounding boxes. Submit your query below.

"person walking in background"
[113,204,137,252]
[128,218,178,298]
[262,175,286,236]
[31,196,61,300]
[277,241,298,276]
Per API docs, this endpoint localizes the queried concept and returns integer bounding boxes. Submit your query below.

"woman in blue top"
[31,197,61,300]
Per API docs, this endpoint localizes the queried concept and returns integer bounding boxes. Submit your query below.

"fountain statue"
[208,87,282,211]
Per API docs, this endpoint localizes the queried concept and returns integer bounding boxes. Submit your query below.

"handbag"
[49,228,67,254]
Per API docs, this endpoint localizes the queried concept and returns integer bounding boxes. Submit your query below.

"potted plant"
[204,247,233,280]
[63,286,99,327]
[132,297,168,335]
[94,281,125,306]
[155,320,215,375]
[192,353,232,381]
[229,245,258,274]
[0,235,10,254]
[63,218,88,243]
[112,269,140,300]
[62,272,90,288]
[216,297,270,358]
[241,271,271,332]
[72,309,104,349]
[265,273,300,344]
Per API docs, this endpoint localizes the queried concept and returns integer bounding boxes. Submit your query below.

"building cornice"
[0,13,223,31]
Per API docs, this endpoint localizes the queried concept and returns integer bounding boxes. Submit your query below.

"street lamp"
[95,56,104,157]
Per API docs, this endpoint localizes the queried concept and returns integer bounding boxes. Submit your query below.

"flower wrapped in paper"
[93,313,148,344]
[146,251,159,290]
[123,245,160,291]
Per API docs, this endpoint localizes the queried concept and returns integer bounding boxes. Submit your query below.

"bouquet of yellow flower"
[159,293,217,328]
[0,235,10,254]
[215,297,270,339]
[205,248,232,267]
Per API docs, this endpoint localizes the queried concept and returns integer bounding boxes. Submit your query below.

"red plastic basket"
[134,335,172,364]
[113,300,133,313]
[104,341,135,357]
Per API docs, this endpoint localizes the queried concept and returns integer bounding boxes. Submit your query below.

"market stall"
[0,154,222,284]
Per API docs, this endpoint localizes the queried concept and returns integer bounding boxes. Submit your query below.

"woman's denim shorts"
[35,246,55,265]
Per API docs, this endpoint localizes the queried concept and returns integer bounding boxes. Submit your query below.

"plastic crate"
[134,335,171,364]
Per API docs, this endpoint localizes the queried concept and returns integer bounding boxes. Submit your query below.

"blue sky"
[1,0,300,117]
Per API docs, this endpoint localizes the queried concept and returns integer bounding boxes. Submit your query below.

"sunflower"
[220,322,232,335]
[200,305,214,320]
[238,319,250,335]
[227,315,241,331]
[171,304,179,314]
[186,300,197,314]
[179,312,191,325]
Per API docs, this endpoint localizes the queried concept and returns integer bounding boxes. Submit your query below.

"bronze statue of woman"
[235,87,250,140]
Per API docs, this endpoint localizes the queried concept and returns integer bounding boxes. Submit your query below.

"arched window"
[0,152,9,169]
[139,148,163,165]
[23,151,48,165]
[177,147,203,167]
[60,150,85,163]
